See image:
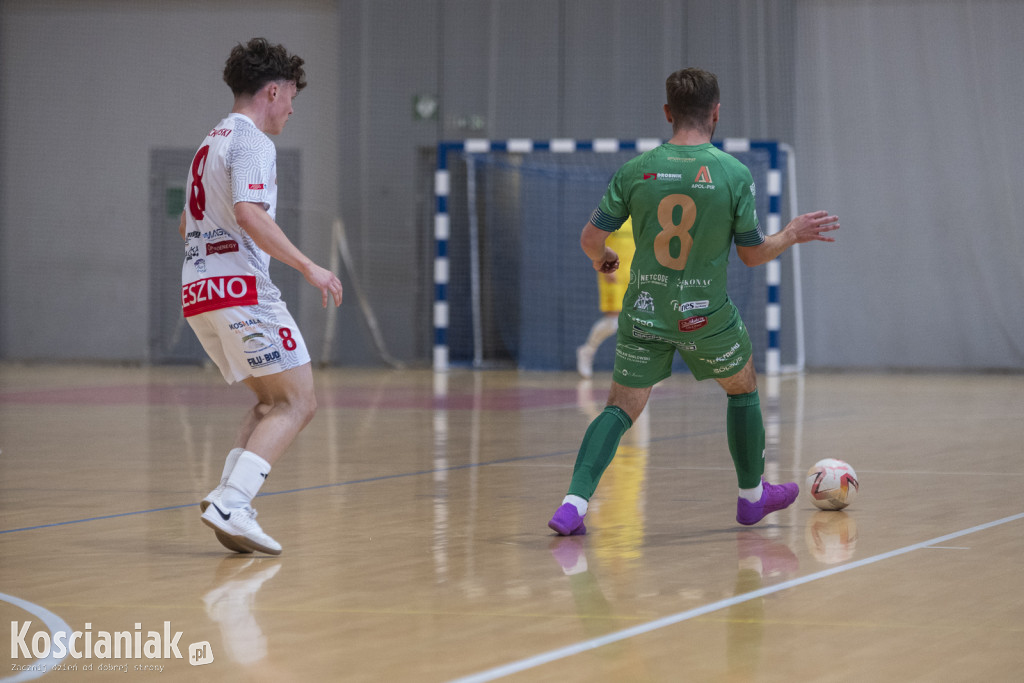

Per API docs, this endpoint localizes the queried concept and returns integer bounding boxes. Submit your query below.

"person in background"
[576,217,636,379]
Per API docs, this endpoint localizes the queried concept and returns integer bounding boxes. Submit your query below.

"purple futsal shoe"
[548,503,587,536]
[736,480,799,526]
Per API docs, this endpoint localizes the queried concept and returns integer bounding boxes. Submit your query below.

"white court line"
[449,512,1024,683]
[0,592,72,682]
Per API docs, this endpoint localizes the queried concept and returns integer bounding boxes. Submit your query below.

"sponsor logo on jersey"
[638,273,669,287]
[643,172,683,181]
[677,277,713,289]
[615,346,650,364]
[206,240,239,256]
[701,342,742,365]
[181,275,258,317]
[202,228,229,240]
[633,291,656,312]
[248,183,265,190]
[241,332,274,355]
[627,314,653,327]
[632,325,659,341]
[672,299,709,312]
[713,356,744,374]
[631,325,699,351]
[209,128,232,137]
[678,316,708,332]
[193,258,206,273]
[247,350,282,368]
[691,165,716,190]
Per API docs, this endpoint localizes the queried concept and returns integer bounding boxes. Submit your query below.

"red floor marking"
[0,384,586,411]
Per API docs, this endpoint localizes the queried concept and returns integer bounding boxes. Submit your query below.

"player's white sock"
[221,451,272,509]
[219,448,245,484]
[562,494,588,516]
[584,315,618,349]
[738,482,764,503]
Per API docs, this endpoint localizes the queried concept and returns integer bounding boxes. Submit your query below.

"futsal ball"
[806,458,859,510]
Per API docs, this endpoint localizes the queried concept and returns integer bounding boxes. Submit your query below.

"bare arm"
[580,222,620,273]
[736,210,840,268]
[234,201,343,307]
[179,211,187,241]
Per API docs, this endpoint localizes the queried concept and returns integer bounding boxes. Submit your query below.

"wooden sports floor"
[1,363,1022,682]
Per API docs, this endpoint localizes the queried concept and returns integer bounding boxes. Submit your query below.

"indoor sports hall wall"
[792,1,1024,370]
[0,0,1020,371]
[0,0,344,366]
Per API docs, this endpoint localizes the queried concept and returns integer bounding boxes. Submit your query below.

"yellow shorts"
[597,268,630,313]
[598,218,635,313]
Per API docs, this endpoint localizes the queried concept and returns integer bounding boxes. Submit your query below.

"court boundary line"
[0,592,73,682]
[447,511,1024,683]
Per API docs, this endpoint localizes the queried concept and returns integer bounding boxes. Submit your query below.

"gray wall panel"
[795,0,1024,369]
[0,0,341,362]
[2,0,1020,369]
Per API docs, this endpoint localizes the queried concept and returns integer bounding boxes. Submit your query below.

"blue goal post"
[432,138,802,375]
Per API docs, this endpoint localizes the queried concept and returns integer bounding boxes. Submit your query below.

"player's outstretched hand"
[303,263,344,307]
[594,246,620,273]
[786,210,840,243]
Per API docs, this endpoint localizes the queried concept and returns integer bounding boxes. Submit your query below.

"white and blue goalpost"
[432,138,802,376]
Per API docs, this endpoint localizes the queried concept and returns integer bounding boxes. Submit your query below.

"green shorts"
[612,304,753,386]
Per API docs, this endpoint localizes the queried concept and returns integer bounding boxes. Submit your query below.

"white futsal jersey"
[181,113,282,317]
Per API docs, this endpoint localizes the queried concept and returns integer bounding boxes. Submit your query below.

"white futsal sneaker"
[200,488,252,554]
[201,502,282,556]
[576,345,595,379]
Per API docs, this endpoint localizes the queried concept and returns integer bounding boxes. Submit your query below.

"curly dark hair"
[665,68,719,133]
[222,37,307,97]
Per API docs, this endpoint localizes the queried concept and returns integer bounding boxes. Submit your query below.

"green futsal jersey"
[592,142,764,344]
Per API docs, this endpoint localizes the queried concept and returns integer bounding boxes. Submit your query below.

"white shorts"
[187,301,311,384]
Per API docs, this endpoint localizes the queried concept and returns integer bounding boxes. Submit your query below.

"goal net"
[433,139,802,375]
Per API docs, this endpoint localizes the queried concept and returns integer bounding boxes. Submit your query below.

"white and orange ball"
[806,458,859,510]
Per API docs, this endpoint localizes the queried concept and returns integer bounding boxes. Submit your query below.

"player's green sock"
[727,390,766,489]
[567,405,633,500]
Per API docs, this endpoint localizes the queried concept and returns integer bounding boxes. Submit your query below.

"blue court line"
[447,511,1024,683]
[0,447,582,535]
[0,450,561,535]
[0,427,722,536]
[0,503,199,535]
